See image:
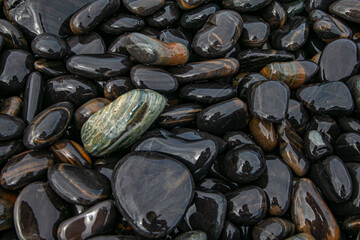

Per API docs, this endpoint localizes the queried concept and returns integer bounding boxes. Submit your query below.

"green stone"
[81,89,166,156]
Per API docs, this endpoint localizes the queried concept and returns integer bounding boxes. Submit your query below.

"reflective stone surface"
[100,13,145,35]
[158,103,202,128]
[0,114,24,141]
[0,188,17,231]
[252,218,295,240]
[180,3,219,29]
[334,132,360,162]
[22,72,44,125]
[239,15,270,48]
[104,77,135,101]
[330,0,360,24]
[123,0,165,16]
[249,117,278,152]
[67,32,106,55]
[31,33,69,59]
[0,96,22,117]
[223,0,272,12]
[74,97,111,129]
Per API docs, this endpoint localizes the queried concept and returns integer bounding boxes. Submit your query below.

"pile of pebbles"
[0,0,360,239]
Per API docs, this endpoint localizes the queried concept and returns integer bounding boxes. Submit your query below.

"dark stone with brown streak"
[0,114,24,141]
[335,132,360,162]
[0,50,34,94]
[23,102,73,149]
[338,116,360,134]
[237,73,268,100]
[108,34,130,56]
[220,221,241,240]
[177,0,207,10]
[14,182,69,240]
[70,0,121,35]
[22,72,43,125]
[168,58,240,83]
[192,10,243,58]
[237,49,295,72]
[104,77,135,101]
[0,140,23,165]
[330,0,360,24]
[0,150,54,190]
[197,98,250,136]
[223,0,272,12]
[278,121,310,176]
[286,99,309,134]
[147,1,181,28]
[34,59,68,77]
[252,218,295,240]
[74,97,111,129]
[248,80,290,123]
[307,115,341,144]
[158,103,202,128]
[0,96,22,117]
[0,188,17,231]
[130,65,178,93]
[180,190,227,240]
[249,117,278,152]
[254,155,293,216]
[112,151,194,238]
[44,75,98,107]
[271,16,309,51]
[310,156,353,203]
[261,1,287,29]
[223,145,265,184]
[198,178,232,193]
[159,28,191,50]
[31,33,69,59]
[50,139,92,168]
[100,13,145,35]
[48,163,111,205]
[296,82,354,115]
[123,0,165,16]
[304,130,333,161]
[291,178,340,240]
[67,32,106,56]
[0,19,27,49]
[226,186,268,225]
[180,3,220,29]
[240,15,270,48]
[57,200,117,240]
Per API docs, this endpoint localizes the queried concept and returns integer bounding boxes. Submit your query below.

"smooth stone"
[271,16,309,51]
[0,114,24,141]
[260,60,319,89]
[81,89,166,156]
[307,115,341,144]
[74,97,111,129]
[237,49,295,72]
[44,75,98,107]
[278,121,310,176]
[140,26,160,38]
[283,0,305,17]
[126,33,188,65]
[180,83,237,105]
[22,72,43,124]
[249,117,278,152]
[0,188,17,231]
[286,233,316,240]
[261,1,287,29]
[254,155,293,216]
[306,0,336,12]
[3,0,92,38]
[67,32,106,55]
[252,218,295,240]
[226,186,268,225]
[222,0,272,12]
[31,33,69,59]
[177,0,207,10]
[23,102,73,149]
[334,132,360,162]
[34,58,68,77]
[310,156,353,203]
[330,0,360,24]
[338,116,360,134]
[296,81,354,115]
[157,103,202,128]
[291,178,340,240]
[130,65,178,93]
[57,200,117,240]
[123,0,165,16]
[180,3,219,29]
[192,10,243,58]
[147,1,181,28]
[319,39,359,82]
[100,13,145,35]
[347,75,360,115]
[108,33,130,56]
[237,73,268,100]
[0,19,27,49]
[14,182,69,240]
[196,98,249,136]
[220,221,241,240]
[0,50,34,94]
[168,58,240,83]
[104,77,135,101]
[66,54,132,79]
[133,129,217,181]
[239,15,270,48]
[70,0,121,35]
[0,140,23,165]
[248,80,290,123]
[175,231,207,240]
[223,145,265,184]
[180,190,226,240]
[112,151,194,238]
[223,131,255,149]
[0,149,54,190]
[0,96,22,117]
[48,163,110,205]
[198,178,232,193]
[304,130,332,161]
[159,28,191,50]
[50,139,92,168]
[93,157,119,181]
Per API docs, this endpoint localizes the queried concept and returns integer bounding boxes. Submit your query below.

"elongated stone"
[81,89,166,156]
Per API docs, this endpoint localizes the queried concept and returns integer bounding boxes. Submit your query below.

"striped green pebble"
[81,89,167,157]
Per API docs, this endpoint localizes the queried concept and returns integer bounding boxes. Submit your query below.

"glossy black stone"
[223,131,254,149]
[330,0,360,24]
[0,188,16,232]
[310,156,353,203]
[34,59,68,77]
[180,3,220,29]
[306,0,336,12]
[104,77,135,100]
[347,75,360,116]
[198,178,232,193]
[159,29,191,50]
[307,115,341,144]
[0,19,28,50]
[23,102,73,149]
[112,151,194,238]
[223,0,272,12]
[44,75,98,107]
[31,33,69,59]
[304,130,333,161]
[0,114,24,141]
[248,80,290,123]
[261,1,287,29]
[0,140,23,165]
[14,182,69,240]
[100,13,145,35]
[237,73,267,100]
[0,50,34,94]
[67,32,106,55]
[296,82,354,115]
[286,99,310,134]
[147,1,181,28]
[123,0,165,16]
[271,16,309,51]
[239,15,270,48]
[252,218,295,240]
[338,116,360,134]
[93,157,119,181]
[220,221,241,240]
[175,231,207,240]
[22,72,44,125]
[108,34,130,56]
[158,103,202,128]
[335,132,360,162]
[180,190,227,240]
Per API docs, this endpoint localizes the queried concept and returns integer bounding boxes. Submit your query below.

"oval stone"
[180,3,219,29]
[239,15,270,48]
[31,33,69,59]
[157,103,202,129]
[0,114,24,141]
[249,117,278,152]
[100,13,145,34]
[330,0,360,24]
[0,19,28,49]
[67,32,106,55]
[112,151,194,238]
[74,98,111,129]
[123,0,165,16]
[22,72,44,125]
[334,132,360,162]
[104,77,135,101]
[304,130,333,161]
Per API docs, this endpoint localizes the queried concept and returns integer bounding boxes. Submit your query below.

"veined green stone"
[81,89,166,156]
